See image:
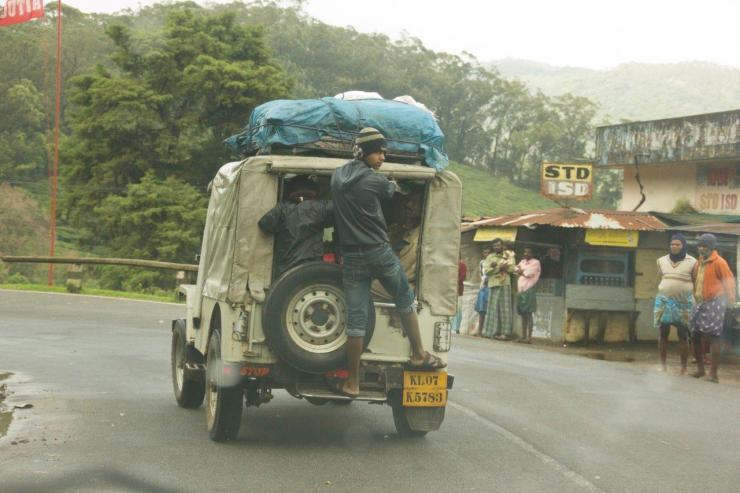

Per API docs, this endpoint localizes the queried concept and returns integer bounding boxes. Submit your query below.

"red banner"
[0,0,44,26]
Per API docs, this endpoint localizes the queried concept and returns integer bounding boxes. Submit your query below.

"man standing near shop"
[654,233,696,374]
[330,127,445,398]
[451,256,467,334]
[473,246,492,336]
[691,233,735,383]
[482,238,516,340]
[515,247,541,344]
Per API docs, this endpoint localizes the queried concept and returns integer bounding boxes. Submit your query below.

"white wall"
[618,163,697,213]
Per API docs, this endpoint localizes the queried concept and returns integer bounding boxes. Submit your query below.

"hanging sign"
[541,162,593,201]
[0,0,44,26]
[584,229,639,248]
[473,226,517,243]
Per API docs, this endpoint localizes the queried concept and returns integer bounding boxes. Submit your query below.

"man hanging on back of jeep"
[258,175,333,277]
[330,127,445,398]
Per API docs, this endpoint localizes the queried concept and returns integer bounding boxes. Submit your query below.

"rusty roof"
[461,208,668,232]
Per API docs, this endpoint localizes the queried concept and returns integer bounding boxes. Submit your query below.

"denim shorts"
[342,243,415,337]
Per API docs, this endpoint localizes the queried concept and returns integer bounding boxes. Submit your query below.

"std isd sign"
[541,162,593,201]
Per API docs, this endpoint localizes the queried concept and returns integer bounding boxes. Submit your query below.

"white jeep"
[171,154,461,441]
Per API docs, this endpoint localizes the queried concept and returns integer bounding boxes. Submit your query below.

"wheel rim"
[285,283,347,353]
[205,340,219,430]
[174,334,185,391]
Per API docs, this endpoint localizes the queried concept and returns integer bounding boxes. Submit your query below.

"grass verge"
[0,284,182,303]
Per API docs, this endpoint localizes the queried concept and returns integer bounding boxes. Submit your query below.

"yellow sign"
[584,229,639,248]
[402,371,448,407]
[473,226,517,243]
[541,162,593,201]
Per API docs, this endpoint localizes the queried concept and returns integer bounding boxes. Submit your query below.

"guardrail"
[0,256,198,272]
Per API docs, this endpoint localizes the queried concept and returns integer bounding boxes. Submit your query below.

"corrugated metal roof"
[461,208,668,232]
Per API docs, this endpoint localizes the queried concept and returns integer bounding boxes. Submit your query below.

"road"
[1,290,739,493]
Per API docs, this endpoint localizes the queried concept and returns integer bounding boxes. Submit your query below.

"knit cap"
[355,127,387,156]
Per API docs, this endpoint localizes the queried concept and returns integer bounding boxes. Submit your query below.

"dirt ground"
[0,373,13,440]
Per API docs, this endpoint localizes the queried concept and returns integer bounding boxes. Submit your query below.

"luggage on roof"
[224,97,449,171]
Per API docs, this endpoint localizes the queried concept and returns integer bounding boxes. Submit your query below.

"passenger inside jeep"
[370,186,425,301]
[258,175,334,277]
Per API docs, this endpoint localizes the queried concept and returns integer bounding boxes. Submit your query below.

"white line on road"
[448,400,604,493]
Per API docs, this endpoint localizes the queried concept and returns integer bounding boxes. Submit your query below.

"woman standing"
[654,233,696,374]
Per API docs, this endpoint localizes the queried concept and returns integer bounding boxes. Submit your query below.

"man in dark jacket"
[330,127,445,398]
[258,175,333,277]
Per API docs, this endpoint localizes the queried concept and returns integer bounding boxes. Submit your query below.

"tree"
[0,79,48,184]
[93,172,207,290]
[62,6,292,248]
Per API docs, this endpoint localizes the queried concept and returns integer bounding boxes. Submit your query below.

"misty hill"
[491,59,740,123]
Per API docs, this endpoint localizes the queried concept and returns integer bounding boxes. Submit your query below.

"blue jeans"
[342,243,415,337]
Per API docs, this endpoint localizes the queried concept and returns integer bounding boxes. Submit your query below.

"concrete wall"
[595,109,740,166]
[513,294,565,341]
[619,163,697,213]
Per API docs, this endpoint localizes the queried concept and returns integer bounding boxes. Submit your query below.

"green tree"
[0,79,48,183]
[62,6,292,246]
[93,173,207,290]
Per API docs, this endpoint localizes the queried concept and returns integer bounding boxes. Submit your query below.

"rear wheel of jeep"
[205,328,243,442]
[389,391,429,438]
[171,319,205,409]
[263,262,375,374]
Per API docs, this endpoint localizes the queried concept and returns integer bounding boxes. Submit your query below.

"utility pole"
[48,0,62,285]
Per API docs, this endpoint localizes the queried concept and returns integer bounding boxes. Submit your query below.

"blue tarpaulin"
[225,98,449,171]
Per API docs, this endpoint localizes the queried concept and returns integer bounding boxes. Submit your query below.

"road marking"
[448,400,604,492]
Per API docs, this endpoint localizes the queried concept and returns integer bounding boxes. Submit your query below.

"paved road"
[1,290,739,492]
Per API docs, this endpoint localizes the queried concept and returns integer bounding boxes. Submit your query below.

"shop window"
[576,248,630,287]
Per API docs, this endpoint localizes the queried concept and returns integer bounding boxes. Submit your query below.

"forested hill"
[492,58,740,123]
[0,2,609,288]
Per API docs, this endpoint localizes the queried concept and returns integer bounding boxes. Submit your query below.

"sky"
[61,0,740,70]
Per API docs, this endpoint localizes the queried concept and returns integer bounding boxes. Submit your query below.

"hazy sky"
[61,0,740,70]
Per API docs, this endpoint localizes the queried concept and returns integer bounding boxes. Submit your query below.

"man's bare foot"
[706,375,719,383]
[691,371,706,378]
[332,380,359,398]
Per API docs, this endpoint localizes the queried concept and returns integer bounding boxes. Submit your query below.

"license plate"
[402,371,447,407]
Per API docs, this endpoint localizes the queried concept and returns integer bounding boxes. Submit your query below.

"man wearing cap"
[330,127,445,398]
[690,233,736,383]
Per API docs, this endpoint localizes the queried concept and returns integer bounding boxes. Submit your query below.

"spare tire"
[262,262,375,373]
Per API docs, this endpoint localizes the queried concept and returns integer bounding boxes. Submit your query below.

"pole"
[48,0,62,285]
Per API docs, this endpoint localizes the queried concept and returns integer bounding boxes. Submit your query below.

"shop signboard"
[473,226,517,243]
[584,229,639,248]
[695,164,739,214]
[541,162,593,201]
